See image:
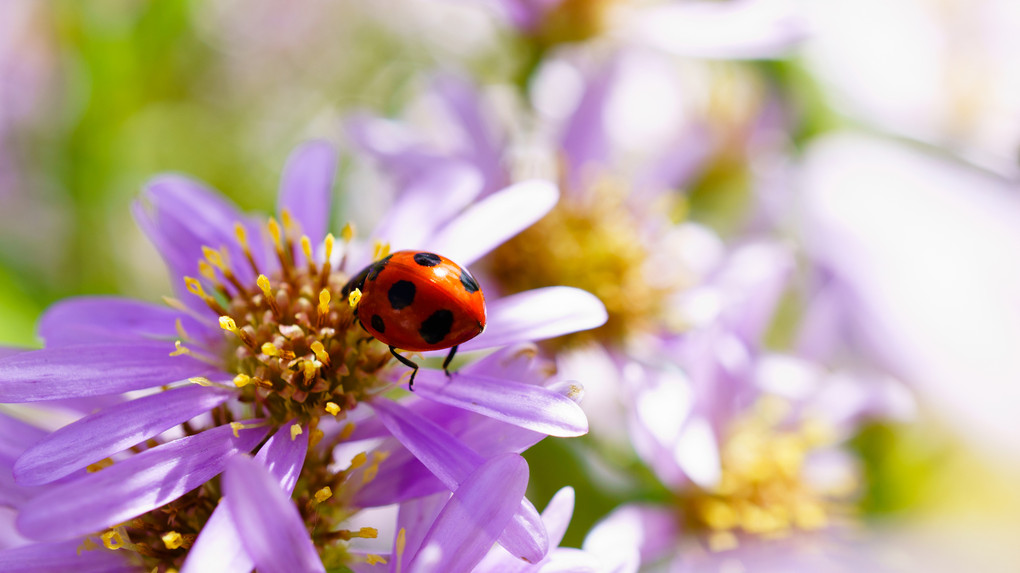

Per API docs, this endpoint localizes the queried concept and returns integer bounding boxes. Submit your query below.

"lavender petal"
[278,140,337,247]
[14,385,235,486]
[0,539,133,573]
[408,453,528,573]
[38,297,209,347]
[0,342,219,402]
[413,369,588,437]
[223,455,325,573]
[458,287,608,352]
[423,179,559,266]
[16,422,269,541]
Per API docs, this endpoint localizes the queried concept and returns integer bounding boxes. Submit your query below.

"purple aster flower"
[573,240,913,572]
[0,140,606,571]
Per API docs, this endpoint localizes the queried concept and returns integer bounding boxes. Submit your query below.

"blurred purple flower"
[0,140,606,570]
[798,131,1020,458]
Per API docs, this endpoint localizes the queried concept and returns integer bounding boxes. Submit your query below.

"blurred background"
[2,0,1019,570]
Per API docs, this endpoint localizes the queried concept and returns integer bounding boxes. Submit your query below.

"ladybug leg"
[442,345,459,378]
[388,345,419,391]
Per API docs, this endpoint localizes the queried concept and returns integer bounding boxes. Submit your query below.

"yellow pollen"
[314,486,333,503]
[101,529,126,550]
[161,531,184,550]
[325,402,341,416]
[267,218,283,249]
[348,288,362,309]
[325,232,336,260]
[234,222,249,249]
[302,360,318,380]
[301,235,314,263]
[169,340,191,357]
[188,376,213,386]
[87,458,114,473]
[197,260,217,281]
[184,277,207,298]
[366,554,387,566]
[202,246,225,270]
[318,289,331,315]
[358,527,378,539]
[395,528,407,572]
[310,341,331,366]
[309,428,324,448]
[281,209,296,234]
[340,223,354,243]
[290,424,303,440]
[349,452,368,469]
[257,274,273,298]
[340,422,356,440]
[229,422,243,438]
[373,240,390,261]
[219,316,239,334]
[233,373,253,388]
[261,342,279,356]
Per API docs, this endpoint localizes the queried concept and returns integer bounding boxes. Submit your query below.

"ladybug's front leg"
[388,345,420,390]
[442,345,459,378]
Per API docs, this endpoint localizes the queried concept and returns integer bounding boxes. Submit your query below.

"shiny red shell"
[342,250,486,352]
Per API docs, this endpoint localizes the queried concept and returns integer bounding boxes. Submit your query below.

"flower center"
[487,178,682,347]
[683,397,855,552]
[178,216,394,427]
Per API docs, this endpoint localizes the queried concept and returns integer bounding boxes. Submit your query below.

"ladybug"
[342,250,486,389]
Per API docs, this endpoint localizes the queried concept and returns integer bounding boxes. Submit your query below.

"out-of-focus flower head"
[0,141,607,571]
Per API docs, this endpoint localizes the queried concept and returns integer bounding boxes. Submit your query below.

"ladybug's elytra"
[342,250,486,388]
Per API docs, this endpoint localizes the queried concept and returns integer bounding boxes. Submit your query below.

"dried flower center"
[487,178,682,347]
[682,397,855,552]
[177,215,393,427]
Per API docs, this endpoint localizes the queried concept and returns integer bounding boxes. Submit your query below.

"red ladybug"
[342,250,486,388]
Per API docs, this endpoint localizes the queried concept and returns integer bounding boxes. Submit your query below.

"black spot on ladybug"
[419,309,454,345]
[388,280,416,310]
[413,252,442,267]
[459,268,480,294]
[371,314,386,333]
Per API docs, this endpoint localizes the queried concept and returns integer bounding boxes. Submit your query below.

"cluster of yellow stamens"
[683,397,855,552]
[173,214,392,427]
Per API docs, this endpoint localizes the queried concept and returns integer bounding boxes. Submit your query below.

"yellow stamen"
[310,341,331,367]
[395,528,407,573]
[169,340,191,357]
[290,423,303,441]
[314,486,333,503]
[318,289,331,316]
[162,531,184,550]
[229,422,243,438]
[366,554,387,566]
[257,274,282,317]
[174,319,189,340]
[325,402,341,417]
[301,235,314,267]
[267,218,283,249]
[197,260,217,281]
[234,222,249,250]
[358,527,378,539]
[219,316,238,333]
[101,530,126,550]
[348,288,362,309]
[233,373,252,388]
[349,452,368,469]
[87,458,114,473]
[188,376,213,386]
[309,428,324,448]
[373,240,390,261]
[184,277,208,299]
[202,246,225,270]
[340,223,354,244]
[281,209,296,235]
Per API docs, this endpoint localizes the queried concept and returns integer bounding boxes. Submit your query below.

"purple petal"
[413,369,588,437]
[179,426,310,573]
[408,453,528,573]
[14,385,235,486]
[433,74,508,194]
[278,140,337,245]
[0,539,133,573]
[395,492,448,561]
[0,342,219,402]
[620,0,806,59]
[374,162,483,251]
[459,287,608,352]
[223,455,324,573]
[135,176,268,290]
[0,343,219,403]
[38,297,211,348]
[560,62,616,193]
[540,487,576,549]
[16,422,269,541]
[423,179,559,266]
[0,413,46,466]
[582,504,679,572]
[371,399,549,562]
